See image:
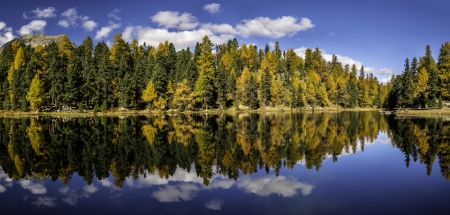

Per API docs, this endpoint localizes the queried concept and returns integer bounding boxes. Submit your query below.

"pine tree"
[249,73,258,109]
[197,36,216,109]
[262,67,271,106]
[438,41,450,100]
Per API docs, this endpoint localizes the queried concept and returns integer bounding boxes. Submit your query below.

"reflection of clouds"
[126,167,203,188]
[0,167,13,193]
[32,196,56,207]
[237,176,314,197]
[83,185,98,194]
[99,179,113,187]
[207,178,235,190]
[19,180,47,194]
[152,184,199,203]
[59,185,98,206]
[126,168,203,187]
[204,199,224,210]
[377,136,391,145]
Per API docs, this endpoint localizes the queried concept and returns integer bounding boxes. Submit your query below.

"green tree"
[438,41,450,100]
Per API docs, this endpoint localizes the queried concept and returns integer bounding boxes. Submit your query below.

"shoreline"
[0,107,379,118]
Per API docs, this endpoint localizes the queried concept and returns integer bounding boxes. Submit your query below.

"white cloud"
[82,20,98,31]
[237,176,314,197]
[380,77,391,85]
[328,32,335,36]
[19,180,47,194]
[23,7,56,19]
[19,20,46,35]
[374,68,394,75]
[152,184,199,202]
[58,8,78,28]
[151,11,199,30]
[0,22,15,46]
[236,16,314,38]
[201,23,238,35]
[204,199,224,210]
[203,3,221,14]
[58,8,97,31]
[95,21,121,40]
[32,196,56,207]
[123,26,233,50]
[108,9,121,20]
[0,184,5,193]
[99,179,113,187]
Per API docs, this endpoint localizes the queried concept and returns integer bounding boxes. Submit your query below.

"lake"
[0,111,449,214]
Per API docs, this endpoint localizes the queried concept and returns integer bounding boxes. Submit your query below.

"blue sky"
[1,0,449,83]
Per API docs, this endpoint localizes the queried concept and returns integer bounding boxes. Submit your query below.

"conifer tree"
[438,41,450,100]
[197,36,216,109]
[262,67,271,106]
[26,74,45,110]
[249,73,258,109]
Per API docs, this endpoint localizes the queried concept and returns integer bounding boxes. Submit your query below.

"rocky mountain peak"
[0,33,76,54]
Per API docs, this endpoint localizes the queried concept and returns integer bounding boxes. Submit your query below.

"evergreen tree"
[197,36,216,109]
[437,41,450,100]
[26,74,45,110]
[249,73,258,109]
[262,67,271,106]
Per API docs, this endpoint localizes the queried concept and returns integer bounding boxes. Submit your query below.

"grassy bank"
[394,108,450,117]
[0,107,380,118]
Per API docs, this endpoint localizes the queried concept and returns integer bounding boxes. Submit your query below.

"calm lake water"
[0,111,449,215]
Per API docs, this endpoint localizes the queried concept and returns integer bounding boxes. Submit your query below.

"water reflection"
[0,111,449,190]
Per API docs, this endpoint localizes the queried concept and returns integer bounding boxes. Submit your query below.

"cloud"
[99,179,113,187]
[82,20,98,31]
[23,7,56,19]
[95,21,121,40]
[58,8,78,28]
[58,8,97,31]
[203,3,221,14]
[237,176,314,197]
[370,67,394,75]
[236,16,314,38]
[19,180,47,194]
[0,22,15,46]
[204,199,224,210]
[19,20,46,35]
[151,11,199,30]
[32,196,56,207]
[380,77,391,85]
[201,23,238,35]
[328,32,335,36]
[0,184,5,193]
[152,184,199,202]
[123,26,233,50]
[108,9,121,20]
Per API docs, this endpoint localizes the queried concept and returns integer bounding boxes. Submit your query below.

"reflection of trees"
[388,117,450,179]
[2,111,449,188]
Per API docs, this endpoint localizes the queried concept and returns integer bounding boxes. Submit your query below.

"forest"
[0,33,449,111]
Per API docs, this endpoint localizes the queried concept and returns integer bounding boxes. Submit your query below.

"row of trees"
[0,33,392,111]
[388,42,450,108]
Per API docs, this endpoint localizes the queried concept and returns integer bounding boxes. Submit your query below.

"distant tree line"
[2,33,447,111]
[388,42,450,108]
